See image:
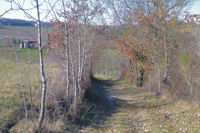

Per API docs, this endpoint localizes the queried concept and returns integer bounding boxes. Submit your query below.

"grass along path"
[81,79,200,133]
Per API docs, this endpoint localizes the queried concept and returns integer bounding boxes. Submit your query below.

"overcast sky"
[0,0,200,21]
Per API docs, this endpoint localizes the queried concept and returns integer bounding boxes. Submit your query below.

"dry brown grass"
[10,119,65,133]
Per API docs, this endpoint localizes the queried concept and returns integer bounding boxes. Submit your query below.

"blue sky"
[0,0,200,21]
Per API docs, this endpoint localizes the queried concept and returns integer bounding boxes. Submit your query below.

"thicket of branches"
[111,0,200,97]
[48,0,104,112]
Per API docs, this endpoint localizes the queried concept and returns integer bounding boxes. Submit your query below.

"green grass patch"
[94,75,116,81]
[179,52,190,66]
[0,46,46,63]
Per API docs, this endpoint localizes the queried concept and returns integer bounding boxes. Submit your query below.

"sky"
[0,0,200,21]
[189,0,200,14]
[0,0,51,21]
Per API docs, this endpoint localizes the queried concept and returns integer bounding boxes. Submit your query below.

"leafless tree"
[1,0,55,131]
[48,0,104,108]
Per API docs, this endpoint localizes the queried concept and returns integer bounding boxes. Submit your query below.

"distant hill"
[0,18,49,27]
[0,18,50,46]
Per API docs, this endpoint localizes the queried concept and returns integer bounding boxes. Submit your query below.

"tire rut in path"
[81,80,152,133]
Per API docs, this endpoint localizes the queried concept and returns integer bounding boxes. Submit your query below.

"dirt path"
[81,79,200,133]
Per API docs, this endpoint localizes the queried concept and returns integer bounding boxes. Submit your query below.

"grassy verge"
[0,47,54,132]
[116,80,200,132]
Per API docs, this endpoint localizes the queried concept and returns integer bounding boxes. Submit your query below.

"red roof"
[29,40,38,43]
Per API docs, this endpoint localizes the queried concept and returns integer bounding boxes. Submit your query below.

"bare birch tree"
[2,0,52,131]
[48,0,104,108]
[34,0,47,131]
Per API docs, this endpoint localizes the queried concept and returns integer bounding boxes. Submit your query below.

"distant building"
[184,14,200,24]
[20,39,38,48]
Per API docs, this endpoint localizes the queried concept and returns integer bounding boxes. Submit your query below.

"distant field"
[0,25,50,46]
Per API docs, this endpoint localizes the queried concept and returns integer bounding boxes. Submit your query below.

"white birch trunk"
[68,40,77,105]
[62,0,70,97]
[36,0,47,131]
